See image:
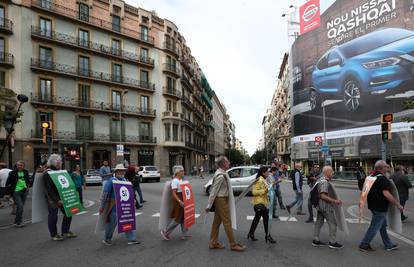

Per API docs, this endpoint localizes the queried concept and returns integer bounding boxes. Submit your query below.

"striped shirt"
[316,177,335,213]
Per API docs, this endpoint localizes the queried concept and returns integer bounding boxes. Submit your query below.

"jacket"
[290,169,303,191]
[43,167,61,207]
[125,170,139,187]
[5,169,31,194]
[391,172,412,201]
[207,168,230,209]
[251,176,269,206]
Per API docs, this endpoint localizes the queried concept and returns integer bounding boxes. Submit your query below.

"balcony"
[162,63,180,78]
[180,74,192,90]
[30,58,155,92]
[31,130,156,144]
[162,111,184,121]
[31,0,155,45]
[185,141,206,152]
[0,17,13,34]
[184,119,195,129]
[31,94,156,118]
[163,42,180,57]
[31,26,154,67]
[0,52,14,68]
[181,95,194,110]
[162,87,182,99]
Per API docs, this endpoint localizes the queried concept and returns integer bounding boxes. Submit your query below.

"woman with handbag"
[247,166,276,243]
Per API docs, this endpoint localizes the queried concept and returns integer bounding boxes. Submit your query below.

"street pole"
[322,97,328,166]
[381,140,386,161]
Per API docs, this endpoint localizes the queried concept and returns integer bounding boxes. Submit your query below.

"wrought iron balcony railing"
[162,87,182,98]
[31,0,155,44]
[0,52,14,67]
[163,63,180,76]
[31,58,155,91]
[31,26,154,66]
[0,17,13,34]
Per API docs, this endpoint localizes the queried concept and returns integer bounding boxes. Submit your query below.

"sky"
[127,0,310,156]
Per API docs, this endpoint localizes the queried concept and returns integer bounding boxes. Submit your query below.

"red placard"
[180,182,195,229]
[299,0,321,35]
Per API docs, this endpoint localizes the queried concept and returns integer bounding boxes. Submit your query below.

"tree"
[0,88,17,127]
[225,148,245,166]
[250,149,267,165]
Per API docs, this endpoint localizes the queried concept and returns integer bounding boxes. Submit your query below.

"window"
[111,39,121,56]
[173,124,178,141]
[77,116,92,139]
[39,17,52,37]
[112,15,121,32]
[78,84,90,107]
[228,168,241,178]
[79,3,89,22]
[78,56,90,76]
[166,100,172,111]
[140,95,149,113]
[316,54,329,70]
[327,51,342,67]
[111,119,122,140]
[140,48,148,62]
[140,70,148,87]
[167,77,175,90]
[112,90,121,110]
[180,126,184,142]
[140,25,148,41]
[0,70,5,87]
[0,37,4,60]
[39,46,52,68]
[40,0,51,9]
[112,63,122,82]
[165,123,171,141]
[78,29,89,48]
[0,7,4,27]
[140,122,151,140]
[39,78,52,102]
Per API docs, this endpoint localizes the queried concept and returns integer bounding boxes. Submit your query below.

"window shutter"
[90,116,94,140]
[35,112,41,138]
[121,119,126,141]
[75,115,80,139]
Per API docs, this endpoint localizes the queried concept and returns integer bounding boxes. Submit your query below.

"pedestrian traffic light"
[41,121,52,144]
[381,113,393,123]
[381,122,392,141]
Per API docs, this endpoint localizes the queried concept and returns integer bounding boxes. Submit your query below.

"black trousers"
[248,204,269,236]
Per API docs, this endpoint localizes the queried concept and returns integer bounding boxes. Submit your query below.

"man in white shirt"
[0,161,12,208]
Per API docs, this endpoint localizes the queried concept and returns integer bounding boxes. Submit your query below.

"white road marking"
[135,212,142,216]
[347,204,414,247]
[152,213,160,217]
[195,214,200,218]
[83,199,95,208]
[345,218,368,224]
[93,212,99,216]
[246,216,258,221]
[75,211,88,216]
[279,216,298,222]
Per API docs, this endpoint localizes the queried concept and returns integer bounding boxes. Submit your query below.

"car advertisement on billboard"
[291,0,414,161]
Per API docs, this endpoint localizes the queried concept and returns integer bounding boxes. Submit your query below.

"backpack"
[310,182,321,208]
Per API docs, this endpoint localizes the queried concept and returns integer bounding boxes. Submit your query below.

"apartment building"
[0,0,217,175]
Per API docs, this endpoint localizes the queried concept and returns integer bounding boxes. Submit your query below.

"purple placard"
[113,180,136,233]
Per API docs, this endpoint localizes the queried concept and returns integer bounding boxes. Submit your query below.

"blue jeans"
[134,184,143,204]
[76,187,83,205]
[287,190,303,212]
[48,206,72,237]
[104,208,136,241]
[13,190,28,224]
[360,210,394,248]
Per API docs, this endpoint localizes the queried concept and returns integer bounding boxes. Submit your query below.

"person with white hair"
[43,154,76,241]
[160,165,192,240]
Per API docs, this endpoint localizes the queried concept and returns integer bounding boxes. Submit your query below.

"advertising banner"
[48,170,84,217]
[113,180,136,233]
[180,182,195,229]
[299,0,321,34]
[291,0,414,160]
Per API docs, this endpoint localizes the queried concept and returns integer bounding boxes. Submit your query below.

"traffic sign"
[321,145,329,152]
[314,136,322,143]
[116,144,124,157]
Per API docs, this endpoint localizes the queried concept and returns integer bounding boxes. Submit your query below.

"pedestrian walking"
[312,166,343,249]
[0,161,12,208]
[286,163,306,215]
[356,166,367,191]
[199,166,204,179]
[99,163,140,246]
[160,165,192,240]
[268,167,282,218]
[306,164,321,223]
[5,160,31,228]
[359,160,403,252]
[273,165,286,211]
[99,160,112,187]
[43,154,77,241]
[70,164,85,205]
[125,164,143,209]
[206,156,246,252]
[247,166,276,243]
[391,165,412,221]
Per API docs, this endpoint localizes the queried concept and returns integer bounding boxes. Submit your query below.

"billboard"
[291,0,414,160]
[299,0,321,34]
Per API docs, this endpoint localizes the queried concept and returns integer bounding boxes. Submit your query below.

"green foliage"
[250,149,267,165]
[225,148,247,166]
[0,89,20,127]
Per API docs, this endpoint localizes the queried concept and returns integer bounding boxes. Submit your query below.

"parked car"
[310,28,414,112]
[138,166,160,182]
[84,169,102,185]
[203,166,260,195]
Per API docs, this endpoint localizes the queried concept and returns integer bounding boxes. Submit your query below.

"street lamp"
[1,94,29,168]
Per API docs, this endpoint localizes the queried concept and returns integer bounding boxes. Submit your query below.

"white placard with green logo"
[48,170,84,217]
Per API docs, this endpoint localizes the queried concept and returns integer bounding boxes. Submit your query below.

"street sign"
[116,144,124,157]
[314,136,322,143]
[321,145,329,152]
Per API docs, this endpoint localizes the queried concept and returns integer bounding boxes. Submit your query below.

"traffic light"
[381,113,393,123]
[41,121,52,144]
[381,122,391,141]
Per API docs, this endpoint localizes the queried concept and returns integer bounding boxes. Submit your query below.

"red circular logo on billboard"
[303,4,319,22]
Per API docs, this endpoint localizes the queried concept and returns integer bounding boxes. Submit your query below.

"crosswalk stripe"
[135,212,142,216]
[75,211,88,216]
[346,218,368,224]
[195,214,200,218]
[152,213,160,217]
[279,216,298,222]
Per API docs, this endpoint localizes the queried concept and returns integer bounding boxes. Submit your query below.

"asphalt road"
[0,176,413,267]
